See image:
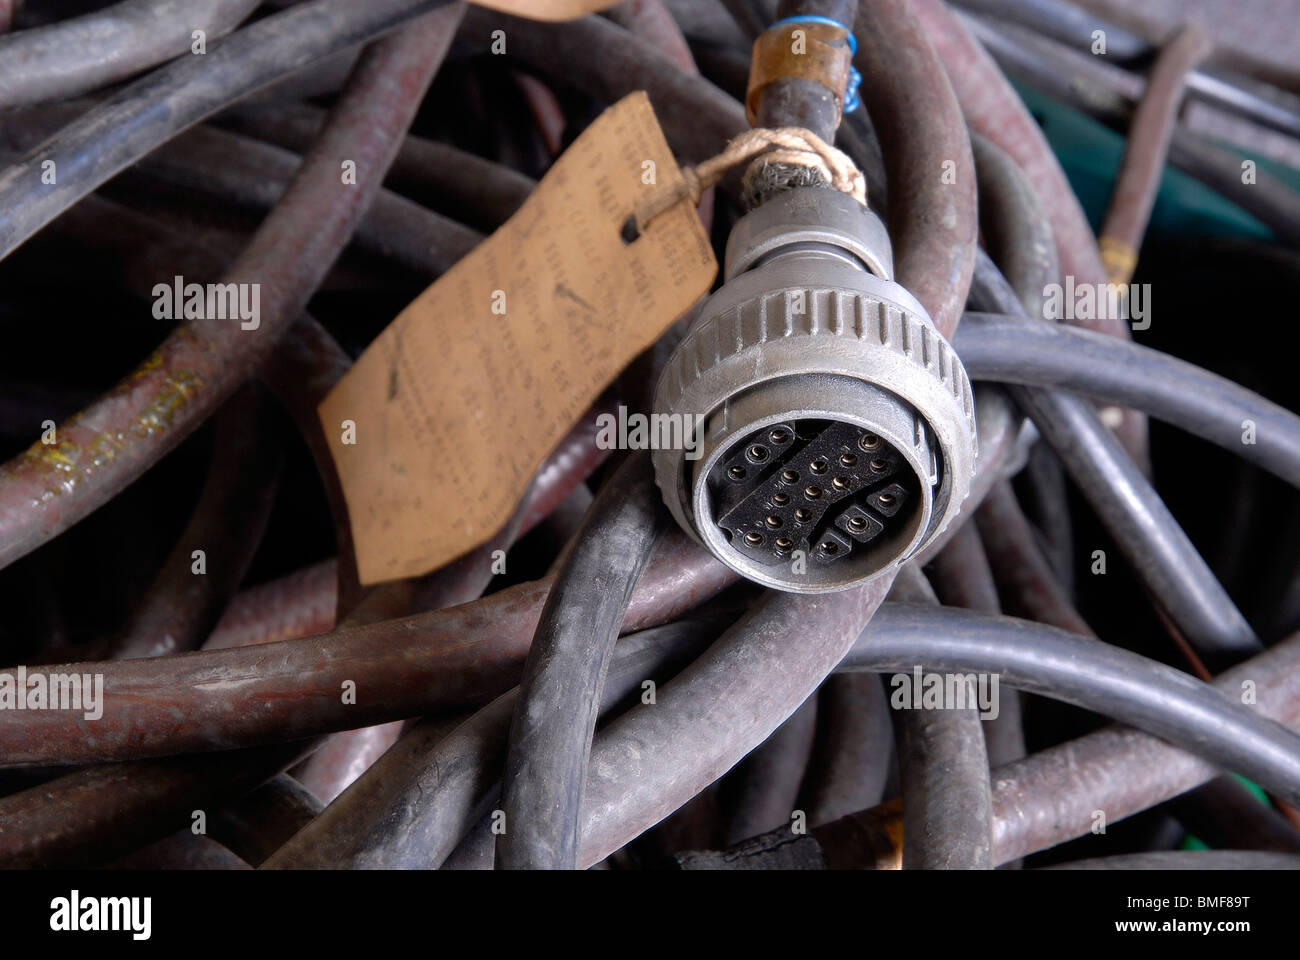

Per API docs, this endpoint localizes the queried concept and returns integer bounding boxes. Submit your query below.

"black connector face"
[708,419,918,568]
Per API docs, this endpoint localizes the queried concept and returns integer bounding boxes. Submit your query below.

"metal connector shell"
[652,188,977,592]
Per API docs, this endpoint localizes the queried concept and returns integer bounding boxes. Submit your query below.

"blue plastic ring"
[768,14,858,55]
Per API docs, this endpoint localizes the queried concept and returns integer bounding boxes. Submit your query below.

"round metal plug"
[652,188,977,593]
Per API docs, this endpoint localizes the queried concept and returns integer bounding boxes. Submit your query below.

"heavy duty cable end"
[652,188,978,593]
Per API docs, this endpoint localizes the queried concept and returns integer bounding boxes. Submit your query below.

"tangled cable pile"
[0,0,1299,874]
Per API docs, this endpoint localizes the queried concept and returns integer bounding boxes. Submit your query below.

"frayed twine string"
[633,127,866,233]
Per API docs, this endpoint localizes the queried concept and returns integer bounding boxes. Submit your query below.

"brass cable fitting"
[746,16,859,128]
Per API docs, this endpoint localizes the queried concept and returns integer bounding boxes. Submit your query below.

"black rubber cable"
[209,773,323,868]
[496,451,670,870]
[0,105,486,277]
[955,311,1300,490]
[842,604,1300,806]
[263,617,722,869]
[800,673,893,826]
[968,252,1262,667]
[0,0,453,261]
[887,566,993,869]
[717,697,819,847]
[458,7,746,165]
[215,100,536,231]
[130,124,482,278]
[1015,384,1261,665]
[959,8,1300,245]
[0,0,262,108]
[928,519,1027,769]
[965,138,1259,664]
[397,601,1300,870]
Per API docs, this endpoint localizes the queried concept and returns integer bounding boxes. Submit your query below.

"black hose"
[717,697,819,847]
[368,618,715,870]
[128,124,482,278]
[751,1,858,144]
[216,100,535,231]
[955,311,1300,490]
[960,9,1300,246]
[1020,442,1076,596]
[264,618,721,869]
[209,773,323,868]
[1014,386,1260,665]
[799,673,893,826]
[496,452,670,869]
[970,131,1058,319]
[841,604,1300,805]
[423,601,1300,869]
[887,566,993,869]
[0,0,453,260]
[894,705,994,869]
[927,520,1027,769]
[968,253,1261,667]
[0,0,262,108]
[459,7,745,165]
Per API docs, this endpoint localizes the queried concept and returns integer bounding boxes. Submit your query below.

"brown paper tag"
[319,92,717,584]
[468,0,619,20]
